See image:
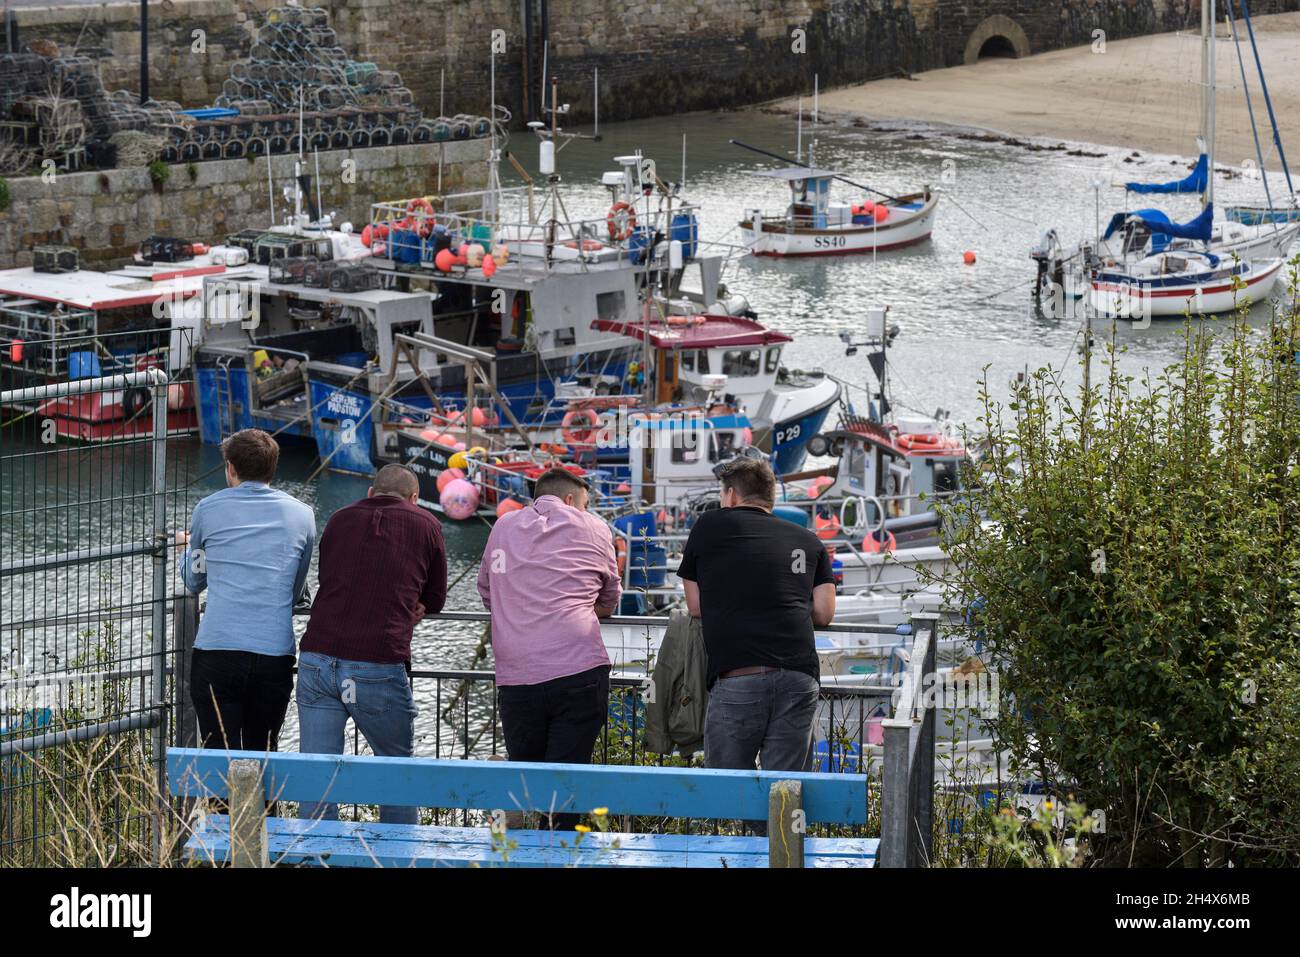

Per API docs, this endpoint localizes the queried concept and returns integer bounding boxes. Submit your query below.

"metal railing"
[169,602,937,850]
[1,339,194,866]
[879,612,938,867]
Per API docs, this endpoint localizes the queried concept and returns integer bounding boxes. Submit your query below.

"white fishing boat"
[738,165,938,257]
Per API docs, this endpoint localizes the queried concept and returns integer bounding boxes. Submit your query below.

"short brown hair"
[222,429,279,483]
[373,463,418,499]
[533,467,588,502]
[718,456,775,508]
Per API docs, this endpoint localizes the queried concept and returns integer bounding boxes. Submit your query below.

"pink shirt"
[477,495,621,686]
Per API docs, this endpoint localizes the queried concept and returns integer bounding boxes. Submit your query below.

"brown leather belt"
[718,665,781,679]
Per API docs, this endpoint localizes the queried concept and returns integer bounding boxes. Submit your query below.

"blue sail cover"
[1103,208,1171,240]
[1101,205,1213,252]
[1145,203,1214,241]
[1126,154,1208,194]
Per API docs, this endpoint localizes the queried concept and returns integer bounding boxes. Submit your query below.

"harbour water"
[6,107,1295,749]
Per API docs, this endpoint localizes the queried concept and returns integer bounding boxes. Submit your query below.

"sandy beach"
[777,12,1300,169]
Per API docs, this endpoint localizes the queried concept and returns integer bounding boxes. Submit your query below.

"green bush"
[944,261,1300,866]
[148,160,169,191]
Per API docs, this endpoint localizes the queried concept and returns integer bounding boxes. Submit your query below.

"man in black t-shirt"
[677,457,836,777]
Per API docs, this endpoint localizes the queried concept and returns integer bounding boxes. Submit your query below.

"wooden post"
[228,759,268,869]
[767,779,804,868]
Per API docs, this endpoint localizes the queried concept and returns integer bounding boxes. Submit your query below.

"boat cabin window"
[667,429,737,465]
[680,350,694,373]
[722,349,760,377]
[765,347,780,374]
[696,350,709,374]
[596,290,625,322]
[931,459,960,496]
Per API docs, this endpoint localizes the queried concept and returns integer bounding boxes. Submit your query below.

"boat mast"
[1201,0,1217,217]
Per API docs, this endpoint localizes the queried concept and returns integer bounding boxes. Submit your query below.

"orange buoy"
[963,250,977,265]
[496,497,525,518]
[814,513,841,541]
[482,254,497,277]
[873,204,890,222]
[435,248,456,271]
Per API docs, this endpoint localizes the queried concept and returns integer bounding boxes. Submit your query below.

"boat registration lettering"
[813,235,847,249]
[325,391,364,419]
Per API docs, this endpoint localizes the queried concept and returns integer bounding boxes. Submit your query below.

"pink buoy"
[441,478,480,520]
[482,255,497,277]
[741,427,753,445]
[873,205,890,223]
[436,467,465,493]
[419,428,439,442]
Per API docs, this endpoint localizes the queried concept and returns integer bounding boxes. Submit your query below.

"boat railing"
[368,193,706,277]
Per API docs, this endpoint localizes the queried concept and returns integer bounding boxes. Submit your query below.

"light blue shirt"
[181,482,316,657]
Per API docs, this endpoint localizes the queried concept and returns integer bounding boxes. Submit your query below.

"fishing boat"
[0,250,210,440]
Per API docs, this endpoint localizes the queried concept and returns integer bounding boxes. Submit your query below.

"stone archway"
[963,14,1031,65]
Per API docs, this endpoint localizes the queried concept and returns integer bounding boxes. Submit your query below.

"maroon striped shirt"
[301,496,447,663]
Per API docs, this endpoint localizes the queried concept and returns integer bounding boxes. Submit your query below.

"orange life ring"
[564,239,606,252]
[614,537,627,575]
[406,197,436,238]
[897,433,946,453]
[607,201,637,242]
[561,408,601,450]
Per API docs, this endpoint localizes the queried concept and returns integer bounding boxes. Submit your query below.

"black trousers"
[190,648,295,752]
[498,664,610,830]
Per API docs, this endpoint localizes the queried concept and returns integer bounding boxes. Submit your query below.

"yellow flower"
[592,807,608,817]
[575,824,591,833]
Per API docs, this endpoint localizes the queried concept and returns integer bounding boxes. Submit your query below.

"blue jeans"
[296,651,419,825]
[704,669,819,773]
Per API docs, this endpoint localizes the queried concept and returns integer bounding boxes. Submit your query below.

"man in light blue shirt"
[180,429,315,751]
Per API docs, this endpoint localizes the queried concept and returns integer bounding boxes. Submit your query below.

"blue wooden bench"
[167,748,876,868]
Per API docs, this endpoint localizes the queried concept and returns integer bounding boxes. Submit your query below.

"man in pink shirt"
[477,468,621,828]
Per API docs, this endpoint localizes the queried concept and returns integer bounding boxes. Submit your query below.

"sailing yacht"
[1035,0,1295,315]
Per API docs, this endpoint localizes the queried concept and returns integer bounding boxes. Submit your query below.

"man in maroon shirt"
[296,464,447,824]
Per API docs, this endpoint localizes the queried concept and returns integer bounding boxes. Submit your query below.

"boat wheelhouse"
[589,312,839,474]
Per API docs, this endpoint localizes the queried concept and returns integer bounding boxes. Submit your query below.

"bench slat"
[184,816,878,869]
[168,748,868,825]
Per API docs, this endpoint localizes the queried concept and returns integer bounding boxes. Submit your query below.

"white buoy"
[669,239,683,270]
[539,139,556,175]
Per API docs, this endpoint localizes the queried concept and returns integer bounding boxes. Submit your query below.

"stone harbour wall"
[12,1,1300,128]
[0,138,488,268]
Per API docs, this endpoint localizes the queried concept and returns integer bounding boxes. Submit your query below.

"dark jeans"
[190,648,295,752]
[498,664,610,831]
[704,668,820,836]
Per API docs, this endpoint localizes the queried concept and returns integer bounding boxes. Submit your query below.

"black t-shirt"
[677,506,835,686]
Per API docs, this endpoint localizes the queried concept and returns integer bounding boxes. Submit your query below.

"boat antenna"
[593,67,600,140]
[796,96,803,163]
[314,146,324,227]
[810,74,818,168]
[681,134,687,191]
[294,84,305,226]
